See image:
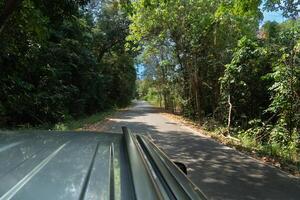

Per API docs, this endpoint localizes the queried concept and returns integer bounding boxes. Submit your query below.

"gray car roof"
[0,128,206,200]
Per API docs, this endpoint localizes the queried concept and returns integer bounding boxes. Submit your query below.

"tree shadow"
[102,101,300,200]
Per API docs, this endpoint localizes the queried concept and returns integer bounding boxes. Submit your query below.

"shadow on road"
[101,101,300,200]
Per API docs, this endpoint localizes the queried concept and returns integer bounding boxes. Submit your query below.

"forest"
[0,0,136,127]
[0,0,299,167]
[133,0,299,165]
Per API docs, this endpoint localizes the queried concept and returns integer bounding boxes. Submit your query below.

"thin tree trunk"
[163,92,167,110]
[159,92,162,108]
[227,95,232,136]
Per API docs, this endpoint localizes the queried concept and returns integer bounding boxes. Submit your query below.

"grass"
[236,134,300,174]
[204,127,299,175]
[53,109,116,131]
[1,101,136,131]
[0,108,116,131]
[160,110,300,176]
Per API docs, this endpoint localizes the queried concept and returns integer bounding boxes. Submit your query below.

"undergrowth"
[53,109,116,131]
[161,112,300,175]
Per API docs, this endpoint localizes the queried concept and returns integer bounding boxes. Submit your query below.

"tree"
[0,0,136,126]
[220,37,272,127]
[266,20,300,135]
[129,0,261,121]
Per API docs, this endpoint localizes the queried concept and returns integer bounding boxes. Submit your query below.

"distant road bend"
[98,100,300,200]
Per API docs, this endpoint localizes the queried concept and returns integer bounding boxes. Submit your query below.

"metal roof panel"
[0,129,206,200]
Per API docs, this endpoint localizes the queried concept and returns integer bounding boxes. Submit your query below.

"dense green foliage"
[0,0,299,167]
[0,0,136,127]
[220,37,272,125]
[133,0,299,163]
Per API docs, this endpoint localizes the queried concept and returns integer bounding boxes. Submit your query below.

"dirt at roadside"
[160,111,300,177]
[81,107,130,132]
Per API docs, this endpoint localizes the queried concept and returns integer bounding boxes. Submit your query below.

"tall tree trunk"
[159,92,162,108]
[195,79,201,121]
[163,92,167,110]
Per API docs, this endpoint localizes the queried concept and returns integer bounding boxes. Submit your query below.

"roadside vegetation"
[53,108,115,131]
[0,107,116,131]
[134,1,299,173]
[1,0,299,174]
[162,112,299,175]
[0,0,136,128]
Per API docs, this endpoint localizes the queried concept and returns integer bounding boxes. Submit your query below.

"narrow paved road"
[97,101,300,200]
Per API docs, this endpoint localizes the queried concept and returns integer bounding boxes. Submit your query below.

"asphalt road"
[98,100,300,200]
